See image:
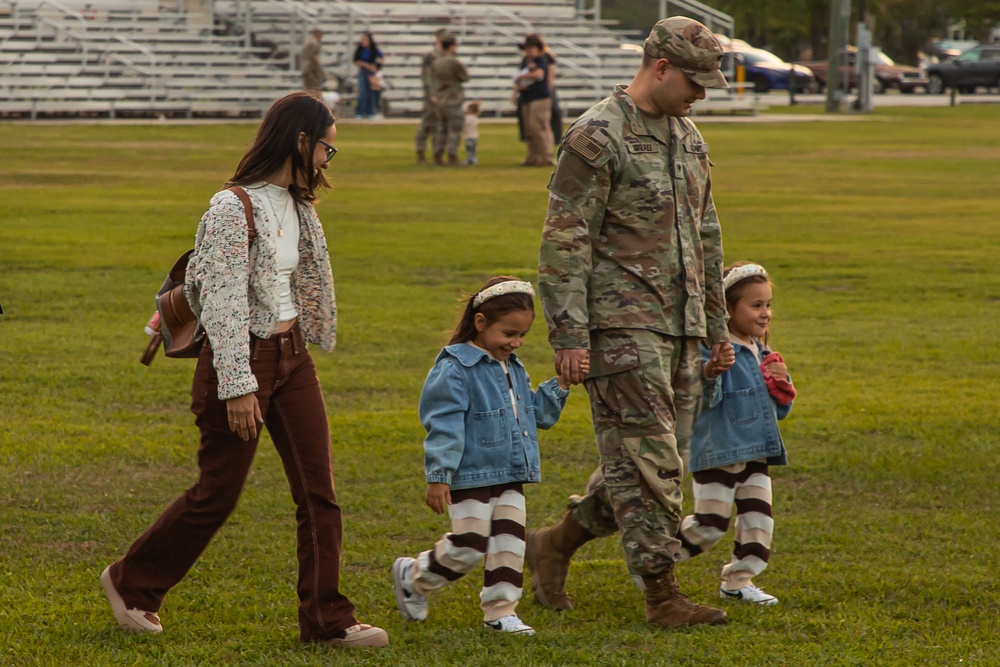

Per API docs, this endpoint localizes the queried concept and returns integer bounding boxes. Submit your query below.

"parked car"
[725,47,817,93]
[925,44,1000,94]
[799,47,928,93]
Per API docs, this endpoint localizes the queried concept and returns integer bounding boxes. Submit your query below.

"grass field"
[1,105,998,666]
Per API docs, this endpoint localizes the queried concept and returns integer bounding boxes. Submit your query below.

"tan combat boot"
[643,563,728,628]
[525,511,595,611]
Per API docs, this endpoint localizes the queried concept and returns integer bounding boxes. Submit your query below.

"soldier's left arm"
[699,172,728,346]
[538,136,613,351]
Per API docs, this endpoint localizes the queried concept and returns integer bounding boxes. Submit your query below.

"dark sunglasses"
[317,138,338,161]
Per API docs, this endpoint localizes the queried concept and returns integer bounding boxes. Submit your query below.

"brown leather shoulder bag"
[141,186,257,366]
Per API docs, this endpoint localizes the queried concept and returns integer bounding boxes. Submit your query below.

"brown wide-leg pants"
[107,324,358,642]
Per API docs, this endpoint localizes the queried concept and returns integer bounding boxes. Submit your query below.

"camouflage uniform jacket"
[420,47,441,100]
[300,36,324,90]
[430,53,469,107]
[539,85,728,351]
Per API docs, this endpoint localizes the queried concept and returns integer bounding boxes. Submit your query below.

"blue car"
[728,47,817,93]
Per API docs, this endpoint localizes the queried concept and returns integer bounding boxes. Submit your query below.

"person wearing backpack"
[100,93,388,650]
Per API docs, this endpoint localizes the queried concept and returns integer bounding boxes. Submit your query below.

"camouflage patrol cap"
[644,16,728,89]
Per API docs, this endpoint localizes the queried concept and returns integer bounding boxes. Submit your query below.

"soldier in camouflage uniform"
[430,36,469,166]
[530,16,735,629]
[300,29,325,100]
[415,29,450,164]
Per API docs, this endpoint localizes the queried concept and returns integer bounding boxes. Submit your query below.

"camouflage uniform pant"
[432,102,464,158]
[414,98,435,153]
[572,330,702,577]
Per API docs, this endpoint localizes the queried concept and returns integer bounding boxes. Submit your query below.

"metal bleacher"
[214,0,643,119]
[0,0,300,119]
[0,0,761,120]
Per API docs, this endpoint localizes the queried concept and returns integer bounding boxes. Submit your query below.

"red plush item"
[760,351,796,406]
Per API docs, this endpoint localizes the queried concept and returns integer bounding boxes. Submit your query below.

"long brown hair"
[449,276,535,345]
[227,93,334,204]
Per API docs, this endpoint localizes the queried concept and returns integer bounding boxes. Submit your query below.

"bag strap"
[140,332,162,366]
[140,187,257,367]
[226,186,257,244]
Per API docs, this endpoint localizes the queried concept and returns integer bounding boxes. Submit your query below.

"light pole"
[825,0,851,112]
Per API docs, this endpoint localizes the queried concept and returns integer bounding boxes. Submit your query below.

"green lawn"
[1,105,998,666]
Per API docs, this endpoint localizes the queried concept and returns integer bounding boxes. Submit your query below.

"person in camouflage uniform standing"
[415,29,449,164]
[531,16,735,629]
[430,36,469,166]
[300,28,325,100]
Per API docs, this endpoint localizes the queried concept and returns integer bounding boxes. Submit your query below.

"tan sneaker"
[324,624,389,648]
[100,566,162,634]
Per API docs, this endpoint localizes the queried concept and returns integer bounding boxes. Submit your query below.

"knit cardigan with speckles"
[183,187,337,400]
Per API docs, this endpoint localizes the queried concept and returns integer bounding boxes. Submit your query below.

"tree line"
[602,0,1000,63]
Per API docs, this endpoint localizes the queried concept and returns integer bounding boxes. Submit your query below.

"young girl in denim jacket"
[675,262,795,607]
[391,276,584,636]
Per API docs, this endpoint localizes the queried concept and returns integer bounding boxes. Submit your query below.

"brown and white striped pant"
[409,482,526,622]
[676,460,773,590]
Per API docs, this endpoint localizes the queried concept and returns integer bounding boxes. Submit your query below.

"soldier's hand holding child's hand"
[704,342,736,378]
[556,349,590,389]
[425,483,451,515]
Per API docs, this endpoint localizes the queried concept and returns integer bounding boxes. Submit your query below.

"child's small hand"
[760,351,795,405]
[762,361,788,379]
[704,342,735,378]
[425,483,451,515]
[761,353,789,379]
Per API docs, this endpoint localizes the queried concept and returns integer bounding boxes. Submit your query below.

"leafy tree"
[598,0,998,63]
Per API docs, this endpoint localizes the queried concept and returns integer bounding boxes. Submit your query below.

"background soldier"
[533,16,735,629]
[300,28,325,100]
[430,36,469,167]
[415,29,450,164]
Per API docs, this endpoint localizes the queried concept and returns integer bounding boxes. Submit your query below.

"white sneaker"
[392,557,428,621]
[719,584,778,606]
[101,566,163,633]
[484,614,535,635]
[323,623,389,648]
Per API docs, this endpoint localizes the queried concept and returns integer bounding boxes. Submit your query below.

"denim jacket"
[689,341,792,473]
[419,343,569,490]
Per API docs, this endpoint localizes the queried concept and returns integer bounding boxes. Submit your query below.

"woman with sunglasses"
[101,93,388,650]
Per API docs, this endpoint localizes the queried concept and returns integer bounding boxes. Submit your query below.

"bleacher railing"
[221,0,372,81]
[554,38,603,98]
[36,0,89,61]
[104,34,157,93]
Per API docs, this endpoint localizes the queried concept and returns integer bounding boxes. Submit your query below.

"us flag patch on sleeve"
[568,133,604,163]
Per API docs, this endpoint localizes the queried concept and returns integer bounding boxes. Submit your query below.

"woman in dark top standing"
[536,34,563,145]
[512,35,554,166]
[353,32,384,119]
